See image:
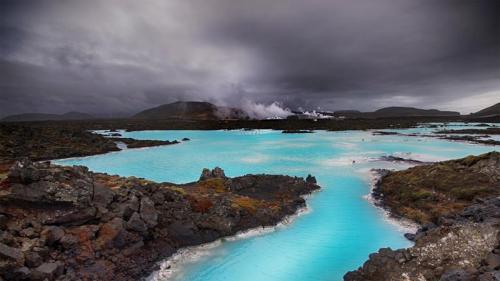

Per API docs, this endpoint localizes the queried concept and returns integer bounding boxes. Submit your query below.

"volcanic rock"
[199,167,227,181]
[32,262,64,280]
[40,226,64,246]
[0,242,23,261]
[139,197,158,228]
[0,160,320,280]
[344,152,500,281]
[126,212,148,234]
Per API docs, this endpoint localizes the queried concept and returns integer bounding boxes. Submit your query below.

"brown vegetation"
[375,152,500,224]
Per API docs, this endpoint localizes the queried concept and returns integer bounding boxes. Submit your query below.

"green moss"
[401,207,429,224]
[410,190,434,200]
[378,152,500,223]
[450,187,491,201]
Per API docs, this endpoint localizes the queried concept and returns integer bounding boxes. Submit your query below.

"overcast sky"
[1,0,500,117]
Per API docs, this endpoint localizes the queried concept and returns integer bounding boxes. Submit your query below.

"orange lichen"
[232,196,262,213]
[187,195,214,213]
[197,178,227,193]
[168,186,187,195]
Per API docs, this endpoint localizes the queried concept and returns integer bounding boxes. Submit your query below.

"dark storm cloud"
[0,0,500,117]
[206,0,500,102]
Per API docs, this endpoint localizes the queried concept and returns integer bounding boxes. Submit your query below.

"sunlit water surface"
[56,124,497,281]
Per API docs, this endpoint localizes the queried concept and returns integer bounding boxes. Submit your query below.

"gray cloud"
[0,0,499,117]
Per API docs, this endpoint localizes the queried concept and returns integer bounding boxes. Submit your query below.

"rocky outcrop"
[282,130,314,134]
[0,160,319,280]
[373,152,500,224]
[116,138,179,149]
[345,152,500,281]
[436,127,500,136]
[6,159,93,207]
[344,197,500,281]
[372,130,500,146]
[199,167,226,181]
[378,155,430,165]
[306,174,317,184]
[0,124,179,164]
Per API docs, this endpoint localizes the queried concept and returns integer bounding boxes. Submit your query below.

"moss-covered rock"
[375,152,500,224]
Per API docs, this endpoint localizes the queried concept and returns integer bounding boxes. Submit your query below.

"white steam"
[241,100,293,119]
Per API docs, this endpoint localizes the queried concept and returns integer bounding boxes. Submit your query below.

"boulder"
[199,167,226,181]
[115,195,139,220]
[96,218,125,249]
[40,226,64,246]
[92,183,115,207]
[306,174,317,184]
[486,253,500,270]
[24,251,42,268]
[139,197,158,227]
[126,212,148,234]
[13,266,30,280]
[0,242,23,262]
[59,234,78,249]
[32,262,64,281]
[404,233,416,241]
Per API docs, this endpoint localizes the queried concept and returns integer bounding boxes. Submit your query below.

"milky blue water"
[56,125,497,281]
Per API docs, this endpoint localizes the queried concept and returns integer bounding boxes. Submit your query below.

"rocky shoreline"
[281,130,315,134]
[0,124,181,165]
[148,198,313,280]
[0,160,320,280]
[345,152,500,280]
[372,128,500,146]
[1,116,465,133]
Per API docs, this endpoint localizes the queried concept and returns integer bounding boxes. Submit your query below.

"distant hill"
[371,107,460,118]
[332,110,362,118]
[333,107,460,118]
[471,102,500,117]
[133,101,248,120]
[1,111,94,122]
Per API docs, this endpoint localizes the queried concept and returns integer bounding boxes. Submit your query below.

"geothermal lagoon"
[56,124,495,281]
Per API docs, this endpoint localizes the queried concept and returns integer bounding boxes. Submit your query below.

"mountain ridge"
[333,106,460,118]
[1,111,94,122]
[471,102,500,117]
[133,101,248,120]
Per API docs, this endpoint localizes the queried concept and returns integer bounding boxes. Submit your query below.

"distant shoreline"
[2,118,498,166]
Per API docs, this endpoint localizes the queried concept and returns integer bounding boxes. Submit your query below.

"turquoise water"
[56,127,497,281]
